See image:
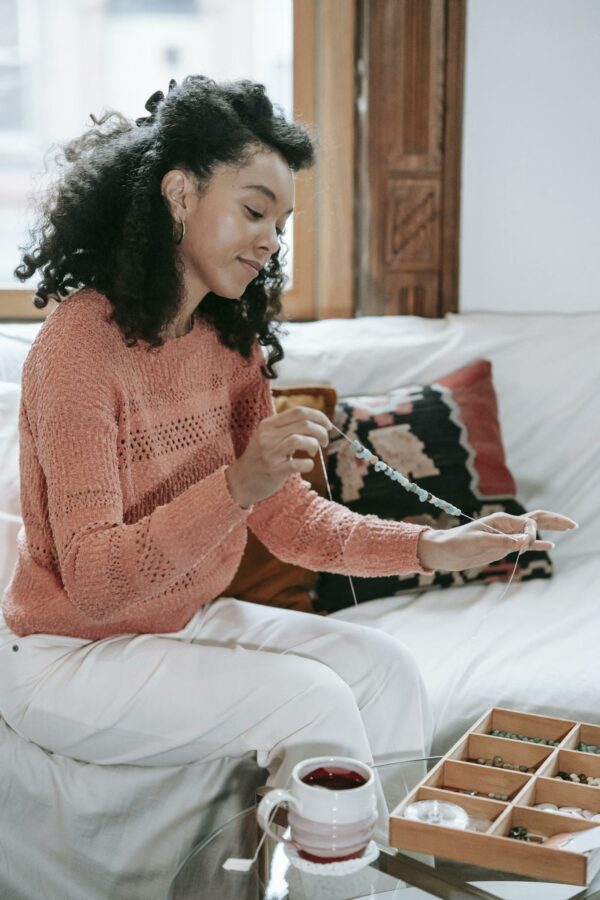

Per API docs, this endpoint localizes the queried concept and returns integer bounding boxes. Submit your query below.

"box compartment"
[472,708,576,746]
[541,749,600,785]
[425,759,531,803]
[519,775,600,820]
[563,722,600,757]
[453,732,553,774]
[406,784,506,830]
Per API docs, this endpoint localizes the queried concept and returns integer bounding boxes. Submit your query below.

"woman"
[0,75,575,836]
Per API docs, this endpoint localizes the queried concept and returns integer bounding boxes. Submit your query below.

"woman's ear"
[161,169,190,218]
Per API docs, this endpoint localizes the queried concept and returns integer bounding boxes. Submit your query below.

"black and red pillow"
[313,359,552,613]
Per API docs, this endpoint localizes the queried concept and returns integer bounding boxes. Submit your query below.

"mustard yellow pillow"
[223,385,337,613]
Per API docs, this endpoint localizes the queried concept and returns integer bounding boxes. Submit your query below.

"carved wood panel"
[356,0,466,318]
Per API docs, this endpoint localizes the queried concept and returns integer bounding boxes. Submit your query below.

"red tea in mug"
[301,766,368,791]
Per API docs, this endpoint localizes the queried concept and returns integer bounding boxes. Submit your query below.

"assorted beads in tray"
[389,707,600,886]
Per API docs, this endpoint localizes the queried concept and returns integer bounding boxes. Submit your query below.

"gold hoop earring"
[173,219,186,245]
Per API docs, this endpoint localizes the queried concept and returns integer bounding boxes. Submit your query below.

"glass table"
[170,757,600,900]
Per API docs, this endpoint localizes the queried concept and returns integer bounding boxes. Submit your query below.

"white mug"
[256,756,377,863]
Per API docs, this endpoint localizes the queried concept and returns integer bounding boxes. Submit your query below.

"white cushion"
[0,324,40,384]
[0,382,22,595]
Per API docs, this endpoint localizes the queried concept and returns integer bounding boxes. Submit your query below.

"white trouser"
[0,597,432,833]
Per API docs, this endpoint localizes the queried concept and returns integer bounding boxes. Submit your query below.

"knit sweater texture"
[2,289,431,640]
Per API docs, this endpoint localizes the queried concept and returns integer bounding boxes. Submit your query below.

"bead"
[417,488,428,502]
[476,757,485,765]
[349,440,362,453]
[560,807,583,817]
[536,803,559,812]
[369,455,379,466]
[583,810,596,819]
[374,460,387,472]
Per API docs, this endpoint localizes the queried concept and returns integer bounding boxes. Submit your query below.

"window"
[0,0,294,305]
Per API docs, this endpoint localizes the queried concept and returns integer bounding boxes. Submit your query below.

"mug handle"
[256,788,301,844]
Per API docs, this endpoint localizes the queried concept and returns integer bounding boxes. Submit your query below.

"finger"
[510,536,555,553]
[481,513,539,535]
[274,406,332,432]
[532,539,555,551]
[523,510,578,530]
[277,434,322,460]
[276,421,330,448]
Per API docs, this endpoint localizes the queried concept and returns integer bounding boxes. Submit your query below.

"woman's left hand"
[416,509,578,572]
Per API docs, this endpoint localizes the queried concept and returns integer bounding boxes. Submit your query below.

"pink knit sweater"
[2,289,431,640]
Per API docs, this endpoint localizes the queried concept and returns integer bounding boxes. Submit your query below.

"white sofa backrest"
[274,313,600,559]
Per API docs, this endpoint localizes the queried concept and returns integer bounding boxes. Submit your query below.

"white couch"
[1,311,599,897]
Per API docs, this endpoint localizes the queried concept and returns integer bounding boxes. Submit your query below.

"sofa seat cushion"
[332,551,600,755]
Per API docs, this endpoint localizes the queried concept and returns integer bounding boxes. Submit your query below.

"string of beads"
[347,437,461,517]
[328,422,524,542]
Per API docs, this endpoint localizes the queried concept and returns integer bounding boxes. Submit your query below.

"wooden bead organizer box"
[389,708,600,885]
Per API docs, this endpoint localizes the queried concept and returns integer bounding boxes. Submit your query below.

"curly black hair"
[14,74,316,378]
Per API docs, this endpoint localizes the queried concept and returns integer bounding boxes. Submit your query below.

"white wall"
[459,0,600,313]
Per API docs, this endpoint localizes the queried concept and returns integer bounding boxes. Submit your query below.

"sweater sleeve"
[248,473,433,577]
[242,344,433,577]
[23,335,252,624]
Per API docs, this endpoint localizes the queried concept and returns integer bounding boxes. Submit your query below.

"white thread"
[316,444,417,767]
[323,422,525,750]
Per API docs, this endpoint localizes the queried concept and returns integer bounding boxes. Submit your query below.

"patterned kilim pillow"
[313,359,552,613]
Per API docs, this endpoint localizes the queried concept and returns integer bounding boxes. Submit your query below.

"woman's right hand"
[225,406,332,509]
